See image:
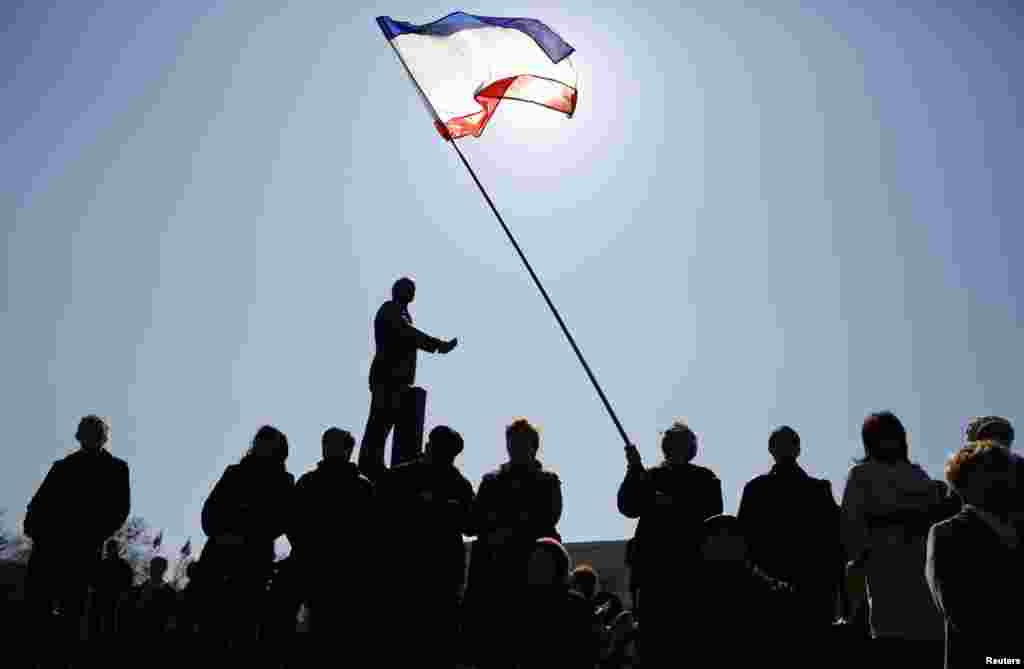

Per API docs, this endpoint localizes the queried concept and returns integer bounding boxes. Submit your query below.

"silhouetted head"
[945,440,1021,515]
[701,514,748,564]
[149,556,168,583]
[661,421,697,465]
[506,418,540,466]
[392,277,416,305]
[76,415,109,451]
[965,416,1014,449]
[570,564,599,600]
[247,425,289,464]
[526,537,571,587]
[768,425,801,463]
[860,411,909,464]
[426,425,464,464]
[322,427,355,461]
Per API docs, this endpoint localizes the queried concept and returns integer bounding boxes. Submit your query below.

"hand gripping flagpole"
[383,37,631,449]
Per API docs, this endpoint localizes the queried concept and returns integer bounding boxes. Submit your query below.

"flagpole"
[447,138,631,448]
[378,25,631,448]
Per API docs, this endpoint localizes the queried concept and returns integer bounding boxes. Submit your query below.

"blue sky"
[2,1,1021,558]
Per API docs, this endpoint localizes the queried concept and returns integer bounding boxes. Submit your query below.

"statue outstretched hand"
[438,338,458,354]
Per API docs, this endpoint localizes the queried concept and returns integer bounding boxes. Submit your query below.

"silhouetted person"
[840,411,944,662]
[617,422,722,669]
[377,425,475,668]
[737,426,842,643]
[464,418,562,669]
[693,515,796,665]
[927,441,1023,668]
[128,556,176,638]
[359,277,458,482]
[200,425,294,659]
[178,561,204,636]
[288,427,374,657]
[23,415,130,655]
[94,539,133,639]
[517,537,602,669]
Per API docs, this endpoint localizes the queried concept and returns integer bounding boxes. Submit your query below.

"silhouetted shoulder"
[480,468,502,483]
[538,468,561,484]
[845,461,871,481]
[743,473,772,491]
[689,463,720,481]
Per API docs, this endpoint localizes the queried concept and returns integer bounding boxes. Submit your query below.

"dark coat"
[378,457,475,591]
[128,581,177,635]
[466,461,562,597]
[24,449,130,554]
[691,560,797,663]
[737,461,841,622]
[926,507,1024,668]
[97,554,134,594]
[368,300,443,388]
[201,458,294,576]
[617,461,723,574]
[288,460,374,568]
[519,586,603,669]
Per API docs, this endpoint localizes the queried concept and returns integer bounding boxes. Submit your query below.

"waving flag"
[376,11,578,139]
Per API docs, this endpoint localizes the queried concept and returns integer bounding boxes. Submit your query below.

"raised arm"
[616,465,650,519]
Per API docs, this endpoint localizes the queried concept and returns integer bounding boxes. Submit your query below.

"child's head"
[526,537,571,586]
[701,514,748,564]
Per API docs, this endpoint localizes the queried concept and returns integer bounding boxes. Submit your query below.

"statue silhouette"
[359,277,457,482]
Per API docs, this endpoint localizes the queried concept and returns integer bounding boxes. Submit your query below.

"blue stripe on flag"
[376,11,574,64]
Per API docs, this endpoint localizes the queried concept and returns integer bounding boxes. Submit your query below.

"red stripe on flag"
[436,75,578,140]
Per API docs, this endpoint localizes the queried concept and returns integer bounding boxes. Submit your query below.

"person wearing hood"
[377,425,475,667]
[288,427,374,651]
[464,418,562,669]
[616,421,723,669]
[200,425,295,658]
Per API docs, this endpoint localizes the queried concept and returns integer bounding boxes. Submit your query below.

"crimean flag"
[376,11,578,140]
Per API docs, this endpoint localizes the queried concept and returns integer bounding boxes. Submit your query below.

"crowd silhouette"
[5,278,1021,668]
